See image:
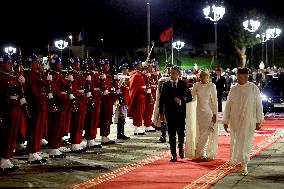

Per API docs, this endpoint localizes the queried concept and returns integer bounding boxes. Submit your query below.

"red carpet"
[68,120,284,189]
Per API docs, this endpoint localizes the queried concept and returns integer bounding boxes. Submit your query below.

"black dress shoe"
[170,156,177,162]
[49,153,67,158]
[86,144,103,149]
[27,159,47,164]
[1,165,19,175]
[101,140,116,145]
[117,135,130,140]
[14,149,27,156]
[137,132,146,135]
[179,149,184,159]
[159,136,166,143]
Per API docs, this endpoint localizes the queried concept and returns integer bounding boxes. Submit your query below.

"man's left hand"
[256,123,262,130]
[174,97,181,104]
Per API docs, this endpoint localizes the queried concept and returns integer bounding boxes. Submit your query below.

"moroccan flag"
[160,25,173,43]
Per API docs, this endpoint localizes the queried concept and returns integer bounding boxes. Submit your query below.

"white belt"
[77,90,84,93]
[61,92,67,95]
[94,88,100,91]
[10,95,19,100]
[141,86,146,89]
[151,85,157,87]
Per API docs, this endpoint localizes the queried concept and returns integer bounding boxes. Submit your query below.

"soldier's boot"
[117,118,130,140]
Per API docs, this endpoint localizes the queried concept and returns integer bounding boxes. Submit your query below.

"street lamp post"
[54,40,68,60]
[266,27,281,66]
[4,46,17,56]
[146,0,151,54]
[172,40,185,66]
[242,19,260,69]
[68,35,73,58]
[203,1,225,64]
[256,33,270,66]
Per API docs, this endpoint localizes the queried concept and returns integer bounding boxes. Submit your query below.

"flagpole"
[171,37,173,65]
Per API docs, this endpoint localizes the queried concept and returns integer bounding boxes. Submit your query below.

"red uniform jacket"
[128,70,146,117]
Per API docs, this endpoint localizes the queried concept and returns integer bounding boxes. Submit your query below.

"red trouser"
[70,100,87,144]
[0,106,21,159]
[99,96,114,137]
[84,102,100,140]
[16,111,27,144]
[132,98,146,127]
[48,110,65,149]
[143,99,154,127]
[27,109,47,153]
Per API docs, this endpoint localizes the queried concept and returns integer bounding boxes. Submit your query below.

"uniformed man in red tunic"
[143,63,157,132]
[24,54,48,164]
[128,60,146,135]
[99,59,116,144]
[0,54,22,173]
[83,57,102,148]
[47,56,68,158]
[68,57,88,152]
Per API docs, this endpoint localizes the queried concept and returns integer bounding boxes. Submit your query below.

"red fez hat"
[237,67,249,74]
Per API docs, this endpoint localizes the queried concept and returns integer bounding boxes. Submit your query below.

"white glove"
[116,89,122,94]
[68,75,74,81]
[69,94,75,100]
[18,75,25,83]
[19,98,27,105]
[48,93,54,99]
[147,73,151,77]
[147,89,151,93]
[101,74,106,80]
[86,92,92,97]
[103,90,109,95]
[47,74,53,81]
[86,75,91,81]
[114,75,119,80]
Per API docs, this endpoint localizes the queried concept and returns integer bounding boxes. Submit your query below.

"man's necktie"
[173,81,177,89]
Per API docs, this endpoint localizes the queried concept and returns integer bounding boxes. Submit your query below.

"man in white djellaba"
[185,69,218,162]
[223,67,263,176]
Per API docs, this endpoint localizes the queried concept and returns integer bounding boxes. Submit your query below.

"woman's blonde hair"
[198,69,210,78]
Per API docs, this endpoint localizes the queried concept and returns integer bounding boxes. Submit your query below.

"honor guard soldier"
[128,59,147,135]
[24,55,48,164]
[0,54,22,173]
[47,56,68,158]
[116,63,131,139]
[67,57,88,152]
[13,60,27,155]
[143,62,157,132]
[83,57,102,148]
[99,59,116,144]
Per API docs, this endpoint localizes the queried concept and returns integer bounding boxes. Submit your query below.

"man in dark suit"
[159,66,192,162]
[212,68,227,112]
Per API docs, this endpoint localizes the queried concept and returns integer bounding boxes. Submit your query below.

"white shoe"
[40,139,48,146]
[101,136,115,144]
[49,149,62,156]
[87,139,96,147]
[145,126,156,132]
[28,153,42,161]
[134,126,139,134]
[71,144,83,151]
[1,158,14,169]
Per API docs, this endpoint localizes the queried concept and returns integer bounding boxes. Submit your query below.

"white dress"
[185,82,218,159]
[223,82,263,165]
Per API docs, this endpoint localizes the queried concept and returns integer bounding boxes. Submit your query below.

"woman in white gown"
[185,69,218,161]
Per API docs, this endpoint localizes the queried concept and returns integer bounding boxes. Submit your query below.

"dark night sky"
[1,0,284,56]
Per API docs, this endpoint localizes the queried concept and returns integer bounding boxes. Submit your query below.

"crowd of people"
[0,52,276,176]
